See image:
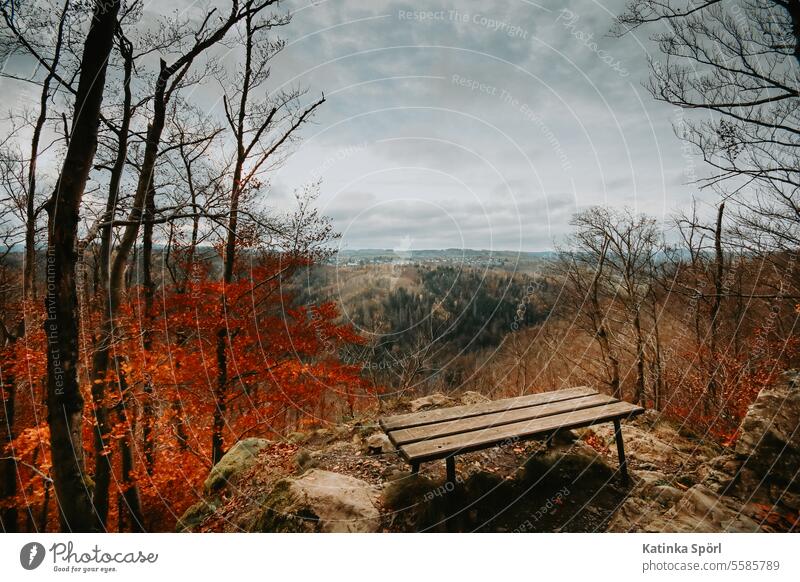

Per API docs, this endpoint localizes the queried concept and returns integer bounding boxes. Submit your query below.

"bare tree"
[553,219,621,398]
[613,1,800,252]
[211,6,324,463]
[555,208,661,405]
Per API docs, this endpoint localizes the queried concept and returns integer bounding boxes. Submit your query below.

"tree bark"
[141,183,157,475]
[212,327,228,465]
[212,11,254,465]
[43,0,120,533]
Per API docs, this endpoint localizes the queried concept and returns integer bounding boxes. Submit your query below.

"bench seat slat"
[380,386,597,432]
[389,393,617,446]
[398,401,644,463]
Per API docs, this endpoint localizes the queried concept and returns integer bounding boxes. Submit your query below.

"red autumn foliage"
[1,252,376,531]
[662,336,800,443]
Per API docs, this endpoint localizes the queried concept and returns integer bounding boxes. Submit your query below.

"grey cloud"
[0,0,702,251]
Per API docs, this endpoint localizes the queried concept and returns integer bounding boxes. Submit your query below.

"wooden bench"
[379,387,644,485]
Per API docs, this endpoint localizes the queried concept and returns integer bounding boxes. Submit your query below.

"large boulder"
[254,469,380,532]
[204,438,271,494]
[735,370,800,493]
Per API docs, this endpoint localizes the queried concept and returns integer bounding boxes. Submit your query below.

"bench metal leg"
[613,419,629,486]
[446,456,456,484]
[411,462,419,475]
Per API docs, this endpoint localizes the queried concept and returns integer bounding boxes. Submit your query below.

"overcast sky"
[4,0,717,252]
[257,0,715,251]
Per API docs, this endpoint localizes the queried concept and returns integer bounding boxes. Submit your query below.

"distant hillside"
[330,248,555,271]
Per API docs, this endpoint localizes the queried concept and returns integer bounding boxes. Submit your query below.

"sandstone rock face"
[255,469,380,533]
[409,393,454,412]
[735,370,800,492]
[609,371,800,532]
[697,454,741,494]
[605,478,685,532]
[204,438,271,494]
[607,468,760,533]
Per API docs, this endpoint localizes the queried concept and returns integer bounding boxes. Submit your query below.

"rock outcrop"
[253,469,380,532]
[609,371,800,532]
[204,438,271,494]
[180,372,800,532]
[735,370,800,493]
[647,485,761,532]
[176,499,220,533]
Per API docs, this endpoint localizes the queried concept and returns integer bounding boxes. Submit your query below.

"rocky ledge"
[178,374,800,533]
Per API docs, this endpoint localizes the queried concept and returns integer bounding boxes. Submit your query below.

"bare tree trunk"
[212,12,254,465]
[590,239,621,398]
[37,476,51,532]
[115,356,145,531]
[212,327,228,465]
[706,202,725,413]
[632,309,646,406]
[648,287,664,410]
[89,371,112,527]
[141,184,156,475]
[96,57,169,491]
[43,0,120,532]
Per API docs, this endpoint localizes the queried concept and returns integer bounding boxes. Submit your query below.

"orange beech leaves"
[1,254,375,531]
